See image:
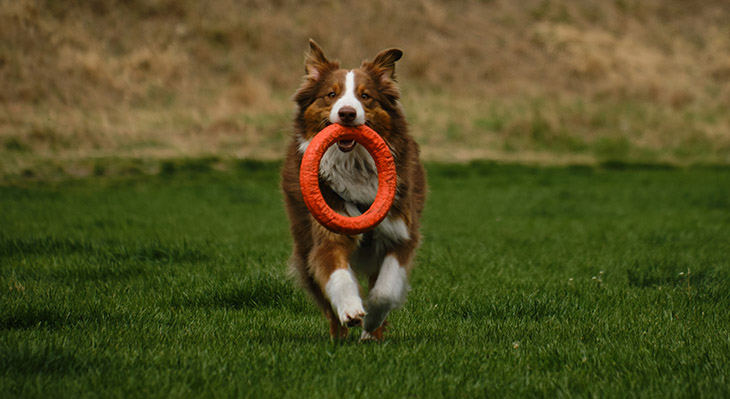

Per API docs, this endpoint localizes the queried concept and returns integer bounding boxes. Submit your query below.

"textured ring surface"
[299,124,397,235]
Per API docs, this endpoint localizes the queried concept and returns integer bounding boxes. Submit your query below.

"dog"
[281,40,426,341]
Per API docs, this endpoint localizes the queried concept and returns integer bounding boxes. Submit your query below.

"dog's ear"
[305,39,336,81]
[362,48,403,105]
[295,40,338,108]
[370,48,403,83]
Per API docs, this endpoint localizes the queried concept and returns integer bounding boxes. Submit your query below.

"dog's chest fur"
[318,144,379,206]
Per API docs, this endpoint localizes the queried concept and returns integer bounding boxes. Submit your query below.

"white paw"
[326,268,365,326]
[337,297,366,326]
[360,330,378,341]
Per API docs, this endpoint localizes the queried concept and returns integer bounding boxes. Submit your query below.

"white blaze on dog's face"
[325,70,366,153]
[329,71,366,127]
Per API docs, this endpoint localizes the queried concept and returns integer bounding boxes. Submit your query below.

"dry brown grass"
[2,0,729,178]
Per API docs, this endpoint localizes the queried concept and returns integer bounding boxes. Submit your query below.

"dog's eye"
[361,93,370,100]
[327,92,336,98]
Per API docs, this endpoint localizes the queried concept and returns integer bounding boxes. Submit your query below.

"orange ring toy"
[300,124,397,235]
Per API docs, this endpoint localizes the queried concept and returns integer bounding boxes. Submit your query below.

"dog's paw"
[337,298,365,327]
[359,325,385,342]
[360,330,377,342]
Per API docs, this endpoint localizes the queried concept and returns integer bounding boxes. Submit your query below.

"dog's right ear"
[295,40,338,108]
[305,39,336,81]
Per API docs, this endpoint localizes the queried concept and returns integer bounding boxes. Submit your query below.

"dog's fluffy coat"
[281,40,426,341]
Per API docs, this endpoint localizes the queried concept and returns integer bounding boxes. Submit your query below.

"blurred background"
[2,0,729,178]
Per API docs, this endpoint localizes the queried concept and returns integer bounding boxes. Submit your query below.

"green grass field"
[2,161,729,398]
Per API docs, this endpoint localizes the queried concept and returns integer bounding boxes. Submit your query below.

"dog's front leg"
[361,253,410,340]
[309,226,365,332]
[325,265,365,328]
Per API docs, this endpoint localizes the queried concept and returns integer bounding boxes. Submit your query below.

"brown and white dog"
[281,40,427,341]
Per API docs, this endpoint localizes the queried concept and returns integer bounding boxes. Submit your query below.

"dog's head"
[294,40,403,153]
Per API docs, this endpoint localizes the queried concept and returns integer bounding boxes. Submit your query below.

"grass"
[2,161,729,398]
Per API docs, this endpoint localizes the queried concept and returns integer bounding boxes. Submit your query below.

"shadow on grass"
[0,305,71,330]
[1,236,211,265]
[0,344,107,377]
[0,303,119,331]
[179,275,308,312]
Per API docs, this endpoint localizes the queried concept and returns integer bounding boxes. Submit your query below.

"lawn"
[1,161,729,398]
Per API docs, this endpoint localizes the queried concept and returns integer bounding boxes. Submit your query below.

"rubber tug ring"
[299,124,397,235]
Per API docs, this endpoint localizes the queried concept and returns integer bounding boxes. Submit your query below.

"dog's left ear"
[369,48,403,83]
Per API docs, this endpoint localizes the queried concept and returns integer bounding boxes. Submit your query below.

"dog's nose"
[338,106,357,124]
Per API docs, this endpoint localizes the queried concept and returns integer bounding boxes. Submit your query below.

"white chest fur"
[318,144,379,205]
